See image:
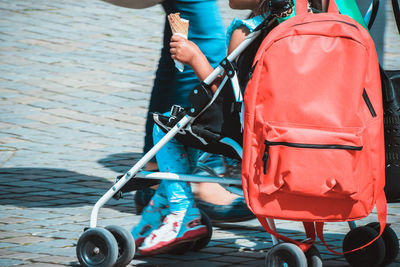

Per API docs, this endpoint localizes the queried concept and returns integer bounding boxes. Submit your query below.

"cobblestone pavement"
[1,0,400,266]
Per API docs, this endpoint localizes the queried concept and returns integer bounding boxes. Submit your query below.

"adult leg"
[143,0,178,156]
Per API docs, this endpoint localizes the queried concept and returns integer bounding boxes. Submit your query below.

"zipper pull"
[262,142,270,175]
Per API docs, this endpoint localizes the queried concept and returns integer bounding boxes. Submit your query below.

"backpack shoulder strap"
[315,189,387,255]
[257,216,314,252]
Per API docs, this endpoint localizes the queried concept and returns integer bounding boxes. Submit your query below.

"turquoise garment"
[144,0,226,154]
[152,121,199,212]
[279,0,366,28]
[143,0,229,214]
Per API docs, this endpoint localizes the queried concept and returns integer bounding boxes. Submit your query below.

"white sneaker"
[138,207,207,255]
[131,198,169,247]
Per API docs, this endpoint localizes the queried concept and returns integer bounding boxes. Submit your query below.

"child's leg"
[131,184,169,247]
[138,124,207,255]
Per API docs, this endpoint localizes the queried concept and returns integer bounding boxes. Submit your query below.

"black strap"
[368,0,380,30]
[393,0,400,34]
[220,58,236,79]
[187,82,213,116]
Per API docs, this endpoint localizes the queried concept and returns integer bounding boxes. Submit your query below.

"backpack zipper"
[262,140,363,174]
[290,19,358,29]
[362,88,377,117]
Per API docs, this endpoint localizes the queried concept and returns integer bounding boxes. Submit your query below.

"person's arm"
[227,25,249,55]
[169,26,250,93]
[170,34,218,92]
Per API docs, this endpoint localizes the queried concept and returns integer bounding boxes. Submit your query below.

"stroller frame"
[89,16,270,229]
[77,1,399,267]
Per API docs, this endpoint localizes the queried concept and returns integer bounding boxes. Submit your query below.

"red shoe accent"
[139,226,207,256]
[135,237,145,247]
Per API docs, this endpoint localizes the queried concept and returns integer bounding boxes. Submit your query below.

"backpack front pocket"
[259,124,366,200]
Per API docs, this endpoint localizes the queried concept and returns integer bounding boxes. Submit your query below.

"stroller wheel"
[265,242,307,267]
[365,222,399,266]
[305,244,322,267]
[343,226,385,267]
[191,210,213,251]
[76,227,118,267]
[105,225,135,267]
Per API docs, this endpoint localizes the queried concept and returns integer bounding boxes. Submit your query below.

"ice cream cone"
[168,13,189,72]
[167,13,189,36]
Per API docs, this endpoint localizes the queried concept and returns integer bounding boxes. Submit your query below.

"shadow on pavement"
[0,152,144,209]
[97,152,143,173]
[0,166,135,213]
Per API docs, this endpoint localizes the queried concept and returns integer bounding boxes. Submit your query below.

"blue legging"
[152,123,200,212]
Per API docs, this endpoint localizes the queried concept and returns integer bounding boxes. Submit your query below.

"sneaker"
[131,199,169,247]
[138,207,207,255]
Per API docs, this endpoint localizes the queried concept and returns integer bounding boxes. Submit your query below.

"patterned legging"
[151,123,200,212]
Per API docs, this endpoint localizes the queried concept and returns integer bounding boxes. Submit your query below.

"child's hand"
[170,34,201,66]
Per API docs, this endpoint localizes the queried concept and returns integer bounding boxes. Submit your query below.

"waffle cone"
[168,13,189,36]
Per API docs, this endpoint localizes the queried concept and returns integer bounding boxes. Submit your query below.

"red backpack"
[242,0,387,252]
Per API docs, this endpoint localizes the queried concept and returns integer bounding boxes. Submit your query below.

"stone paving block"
[172,261,228,267]
[129,257,180,266]
[14,228,56,236]
[208,254,252,264]
[0,252,44,261]
[40,230,80,240]
[0,187,32,193]
[6,244,46,254]
[32,239,74,248]
[31,255,76,265]
[156,251,219,261]
[14,263,66,267]
[0,243,19,249]
[0,231,26,240]
[11,181,55,188]
[323,258,351,267]
[14,211,65,220]
[224,250,266,259]
[222,239,273,251]
[240,259,266,266]
[46,221,88,231]
[1,235,54,245]
[12,201,60,208]
[37,199,86,206]
[0,217,33,224]
[0,117,35,125]
[0,259,25,266]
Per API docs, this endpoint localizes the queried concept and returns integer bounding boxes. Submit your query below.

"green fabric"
[278,0,367,29]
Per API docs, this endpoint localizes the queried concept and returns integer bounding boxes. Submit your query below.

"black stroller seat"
[153,81,243,161]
